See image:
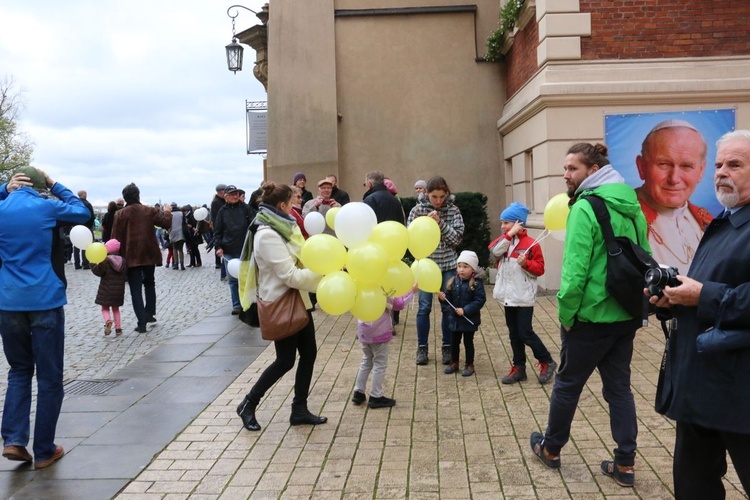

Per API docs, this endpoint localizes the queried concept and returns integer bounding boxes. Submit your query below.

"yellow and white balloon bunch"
[300,202,442,321]
[70,225,107,264]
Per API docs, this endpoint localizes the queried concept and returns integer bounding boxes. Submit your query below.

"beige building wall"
[266,1,505,213]
[334,9,504,208]
[499,56,750,290]
[266,0,339,186]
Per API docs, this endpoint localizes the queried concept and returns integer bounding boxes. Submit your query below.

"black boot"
[236,395,261,431]
[289,403,327,426]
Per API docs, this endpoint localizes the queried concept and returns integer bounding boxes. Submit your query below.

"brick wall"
[581,0,750,59]
[504,17,539,98]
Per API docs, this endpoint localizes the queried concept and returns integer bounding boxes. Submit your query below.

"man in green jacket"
[530,143,650,488]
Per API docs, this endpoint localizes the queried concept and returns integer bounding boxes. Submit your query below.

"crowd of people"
[1,128,749,497]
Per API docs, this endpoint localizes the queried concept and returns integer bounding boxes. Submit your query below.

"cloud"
[0,0,268,208]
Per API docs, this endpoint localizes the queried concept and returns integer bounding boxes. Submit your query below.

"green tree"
[0,77,34,182]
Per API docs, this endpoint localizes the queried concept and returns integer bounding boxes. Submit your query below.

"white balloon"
[334,202,377,248]
[194,207,209,221]
[226,258,242,279]
[70,225,93,249]
[304,212,326,236]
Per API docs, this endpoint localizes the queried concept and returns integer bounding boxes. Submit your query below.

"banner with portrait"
[604,109,735,271]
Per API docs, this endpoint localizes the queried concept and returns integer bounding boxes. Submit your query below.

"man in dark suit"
[649,129,750,497]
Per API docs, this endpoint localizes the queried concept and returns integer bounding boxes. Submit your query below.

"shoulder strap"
[583,195,621,256]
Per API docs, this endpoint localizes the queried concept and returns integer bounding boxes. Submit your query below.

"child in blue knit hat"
[489,202,557,385]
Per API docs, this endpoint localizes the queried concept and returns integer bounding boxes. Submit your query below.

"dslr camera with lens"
[645,266,680,297]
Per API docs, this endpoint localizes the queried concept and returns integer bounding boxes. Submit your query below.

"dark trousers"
[450,331,475,365]
[187,240,201,266]
[127,265,156,329]
[505,306,553,367]
[673,422,750,498]
[544,319,639,466]
[73,247,89,269]
[247,313,317,406]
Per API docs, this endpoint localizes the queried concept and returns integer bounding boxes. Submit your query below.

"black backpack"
[583,195,658,320]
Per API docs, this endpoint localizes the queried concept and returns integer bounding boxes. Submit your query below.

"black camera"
[645,266,680,297]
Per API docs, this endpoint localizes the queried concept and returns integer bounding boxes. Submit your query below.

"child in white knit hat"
[438,250,486,376]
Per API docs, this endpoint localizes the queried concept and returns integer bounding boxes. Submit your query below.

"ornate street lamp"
[225,4,268,74]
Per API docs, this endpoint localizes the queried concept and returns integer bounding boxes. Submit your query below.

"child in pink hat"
[90,239,128,335]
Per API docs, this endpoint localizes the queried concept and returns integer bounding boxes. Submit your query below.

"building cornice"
[498,56,750,135]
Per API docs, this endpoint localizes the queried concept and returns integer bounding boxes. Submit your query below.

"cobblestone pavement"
[117,294,747,499]
[0,247,229,393]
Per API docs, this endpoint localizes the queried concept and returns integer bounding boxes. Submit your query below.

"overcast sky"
[0,0,267,209]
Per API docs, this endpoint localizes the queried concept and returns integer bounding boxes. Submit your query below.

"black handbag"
[654,318,673,414]
[696,290,750,354]
[238,302,260,327]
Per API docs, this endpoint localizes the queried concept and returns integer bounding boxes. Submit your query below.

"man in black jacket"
[649,129,750,497]
[327,174,350,206]
[363,171,405,224]
[214,185,254,315]
[74,190,95,270]
[210,184,226,274]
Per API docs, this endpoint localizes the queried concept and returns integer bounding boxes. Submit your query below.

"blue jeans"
[223,255,240,309]
[127,265,156,329]
[544,319,639,466]
[0,308,65,462]
[416,269,456,348]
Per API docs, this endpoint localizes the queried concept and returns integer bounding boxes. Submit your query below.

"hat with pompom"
[104,239,121,254]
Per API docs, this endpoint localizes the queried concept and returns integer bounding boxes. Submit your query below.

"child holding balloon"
[438,251,486,377]
[489,202,557,385]
[352,285,417,409]
[90,239,128,336]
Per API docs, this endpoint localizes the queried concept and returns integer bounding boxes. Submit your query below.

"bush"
[400,192,492,268]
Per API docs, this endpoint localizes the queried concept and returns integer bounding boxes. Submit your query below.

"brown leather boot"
[461,364,475,377]
[444,362,459,374]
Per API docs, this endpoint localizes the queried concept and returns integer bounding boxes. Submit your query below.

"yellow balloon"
[316,271,357,315]
[85,242,108,264]
[543,193,570,231]
[350,284,387,322]
[300,234,347,275]
[408,216,441,259]
[379,261,414,297]
[414,258,442,293]
[369,221,409,263]
[411,259,420,281]
[346,242,388,285]
[325,206,340,230]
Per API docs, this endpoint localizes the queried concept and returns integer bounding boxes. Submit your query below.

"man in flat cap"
[302,179,341,236]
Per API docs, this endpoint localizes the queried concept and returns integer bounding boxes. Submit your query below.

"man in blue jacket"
[650,130,750,497]
[0,167,90,469]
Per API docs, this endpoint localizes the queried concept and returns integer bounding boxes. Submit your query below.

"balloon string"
[442,297,476,325]
[521,229,550,254]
